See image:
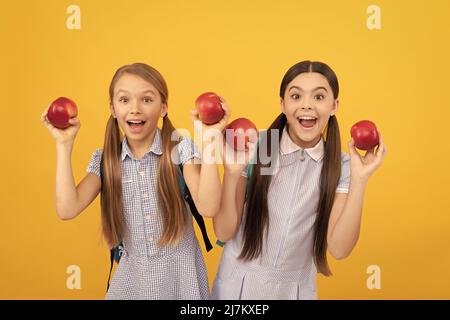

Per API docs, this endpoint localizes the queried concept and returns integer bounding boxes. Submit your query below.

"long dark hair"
[239,61,341,276]
[100,63,187,248]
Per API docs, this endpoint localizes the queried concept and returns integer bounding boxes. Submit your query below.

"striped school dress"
[87,128,210,299]
[212,126,350,300]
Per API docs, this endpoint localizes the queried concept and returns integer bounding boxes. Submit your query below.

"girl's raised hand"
[348,133,387,182]
[221,135,257,175]
[191,97,231,142]
[191,98,232,161]
[41,108,81,145]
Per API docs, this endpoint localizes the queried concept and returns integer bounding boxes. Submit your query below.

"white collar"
[279,126,324,162]
[121,128,163,160]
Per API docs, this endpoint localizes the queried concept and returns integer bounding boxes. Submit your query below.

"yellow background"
[1,0,449,299]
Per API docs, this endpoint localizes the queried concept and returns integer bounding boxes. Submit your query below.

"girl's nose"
[130,102,141,113]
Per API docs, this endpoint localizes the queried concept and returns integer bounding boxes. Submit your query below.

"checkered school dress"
[87,128,210,299]
[212,127,351,300]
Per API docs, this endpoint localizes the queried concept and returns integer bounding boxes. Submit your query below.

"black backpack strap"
[178,164,213,252]
[106,242,123,292]
[106,248,114,292]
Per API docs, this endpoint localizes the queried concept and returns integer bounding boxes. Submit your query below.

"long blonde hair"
[100,63,188,248]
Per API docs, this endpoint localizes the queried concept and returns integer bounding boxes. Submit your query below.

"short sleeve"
[177,136,202,165]
[336,152,351,193]
[86,149,103,177]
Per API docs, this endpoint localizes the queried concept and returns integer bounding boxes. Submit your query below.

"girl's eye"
[291,94,300,100]
[314,94,324,100]
[119,97,128,103]
[143,97,153,103]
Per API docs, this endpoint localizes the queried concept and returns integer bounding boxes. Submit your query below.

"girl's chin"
[290,128,321,148]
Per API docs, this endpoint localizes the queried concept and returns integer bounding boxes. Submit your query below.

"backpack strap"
[106,241,123,292]
[107,249,114,292]
[177,164,213,252]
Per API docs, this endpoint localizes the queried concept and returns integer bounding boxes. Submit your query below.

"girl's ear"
[280,98,285,114]
[161,103,168,118]
[330,99,339,116]
[110,103,116,118]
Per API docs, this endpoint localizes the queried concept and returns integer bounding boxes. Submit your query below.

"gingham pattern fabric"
[212,127,350,300]
[87,128,210,300]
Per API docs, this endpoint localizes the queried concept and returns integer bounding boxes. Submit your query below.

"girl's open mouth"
[297,116,317,130]
[127,120,146,132]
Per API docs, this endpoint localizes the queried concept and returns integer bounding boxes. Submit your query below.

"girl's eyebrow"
[141,89,156,95]
[115,89,129,96]
[289,86,328,92]
[116,89,156,96]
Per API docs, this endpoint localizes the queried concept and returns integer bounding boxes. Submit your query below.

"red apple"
[47,97,78,129]
[350,120,379,150]
[195,92,225,125]
[224,118,258,151]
